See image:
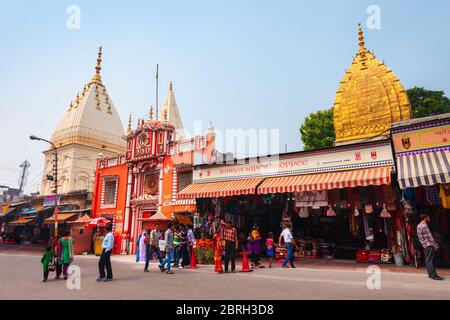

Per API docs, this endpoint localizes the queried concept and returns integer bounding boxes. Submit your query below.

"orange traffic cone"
[189,248,197,269]
[240,250,253,272]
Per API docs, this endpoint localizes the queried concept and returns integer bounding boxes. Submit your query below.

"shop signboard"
[392,122,450,154]
[43,195,59,207]
[193,141,394,182]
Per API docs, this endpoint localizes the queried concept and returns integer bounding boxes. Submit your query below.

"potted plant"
[203,248,214,264]
[195,247,205,264]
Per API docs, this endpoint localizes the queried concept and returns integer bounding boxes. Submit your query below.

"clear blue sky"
[1,0,449,193]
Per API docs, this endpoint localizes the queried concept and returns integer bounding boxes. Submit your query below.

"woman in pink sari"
[139,231,147,262]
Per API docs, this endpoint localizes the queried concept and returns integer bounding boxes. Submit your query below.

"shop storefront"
[179,140,406,264]
[392,113,450,267]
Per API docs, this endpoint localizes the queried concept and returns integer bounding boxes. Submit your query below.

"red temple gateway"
[92,83,216,254]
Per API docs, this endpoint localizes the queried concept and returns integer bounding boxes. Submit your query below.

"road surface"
[0,253,449,300]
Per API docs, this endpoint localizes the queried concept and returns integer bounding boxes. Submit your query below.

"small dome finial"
[149,106,154,120]
[91,45,103,85]
[357,24,368,69]
[169,81,173,91]
[358,23,365,49]
[163,109,168,121]
[127,114,132,134]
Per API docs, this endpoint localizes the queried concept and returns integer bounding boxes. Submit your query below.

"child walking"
[41,245,54,282]
[266,232,275,268]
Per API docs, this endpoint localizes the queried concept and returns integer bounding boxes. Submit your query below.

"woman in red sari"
[213,228,224,273]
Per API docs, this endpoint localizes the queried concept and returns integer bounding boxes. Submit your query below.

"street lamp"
[30,135,59,238]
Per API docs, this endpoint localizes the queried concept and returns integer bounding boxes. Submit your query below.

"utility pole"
[30,135,59,238]
[18,160,31,197]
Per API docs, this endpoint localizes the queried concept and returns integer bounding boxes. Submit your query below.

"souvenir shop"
[178,140,407,264]
[392,114,450,267]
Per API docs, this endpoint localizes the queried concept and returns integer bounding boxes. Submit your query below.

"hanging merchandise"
[349,211,359,236]
[354,207,360,217]
[380,203,391,218]
[382,185,396,211]
[424,185,442,206]
[362,211,370,239]
[299,207,310,219]
[295,191,328,209]
[365,204,373,214]
[440,184,450,209]
[326,205,336,217]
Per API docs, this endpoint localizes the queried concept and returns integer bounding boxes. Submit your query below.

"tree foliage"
[299,108,335,151]
[407,87,450,118]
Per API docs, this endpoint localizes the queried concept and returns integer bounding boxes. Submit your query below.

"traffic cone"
[189,248,197,269]
[240,250,253,272]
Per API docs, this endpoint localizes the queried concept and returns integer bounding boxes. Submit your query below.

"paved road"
[1,253,449,300]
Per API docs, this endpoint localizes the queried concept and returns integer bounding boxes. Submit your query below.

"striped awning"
[258,167,392,194]
[397,150,450,189]
[178,178,264,199]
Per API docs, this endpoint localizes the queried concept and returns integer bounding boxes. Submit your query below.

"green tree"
[299,108,335,151]
[407,87,450,118]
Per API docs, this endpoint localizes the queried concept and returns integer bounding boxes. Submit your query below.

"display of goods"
[275,245,288,260]
[356,250,369,263]
[380,249,394,263]
[369,250,381,263]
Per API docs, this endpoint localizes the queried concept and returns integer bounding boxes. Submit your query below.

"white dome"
[51,47,126,153]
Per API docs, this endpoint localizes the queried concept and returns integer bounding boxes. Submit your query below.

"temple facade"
[92,83,216,254]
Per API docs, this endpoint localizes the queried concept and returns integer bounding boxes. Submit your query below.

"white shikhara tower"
[158,81,185,140]
[40,47,126,195]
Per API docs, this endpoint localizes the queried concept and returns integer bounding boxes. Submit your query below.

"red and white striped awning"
[178,178,264,199]
[258,167,392,194]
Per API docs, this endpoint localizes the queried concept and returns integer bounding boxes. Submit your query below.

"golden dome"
[333,24,412,144]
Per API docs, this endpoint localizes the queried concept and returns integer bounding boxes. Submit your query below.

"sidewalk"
[110,253,450,276]
[2,244,449,276]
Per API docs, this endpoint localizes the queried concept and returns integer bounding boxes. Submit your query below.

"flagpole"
[156,64,159,119]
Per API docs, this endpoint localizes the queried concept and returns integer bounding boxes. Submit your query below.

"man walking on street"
[279,224,296,268]
[223,220,238,273]
[159,223,175,274]
[97,225,114,282]
[144,225,163,272]
[417,214,443,280]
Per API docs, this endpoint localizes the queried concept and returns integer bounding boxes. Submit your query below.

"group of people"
[136,223,195,274]
[40,213,443,282]
[41,230,75,282]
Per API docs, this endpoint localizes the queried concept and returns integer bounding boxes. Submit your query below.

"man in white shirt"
[279,225,296,268]
[97,225,114,282]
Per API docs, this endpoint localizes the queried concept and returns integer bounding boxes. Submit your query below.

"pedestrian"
[53,235,63,280]
[187,225,196,266]
[97,225,114,282]
[144,225,163,272]
[58,231,74,280]
[173,226,181,268]
[159,223,175,274]
[135,231,143,262]
[138,230,147,262]
[417,214,443,280]
[266,232,275,268]
[213,228,224,273]
[249,224,263,268]
[179,225,189,268]
[222,220,238,273]
[41,245,54,282]
[279,224,296,268]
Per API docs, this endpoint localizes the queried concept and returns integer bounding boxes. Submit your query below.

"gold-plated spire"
[127,114,132,134]
[149,106,154,120]
[91,46,103,85]
[169,81,173,91]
